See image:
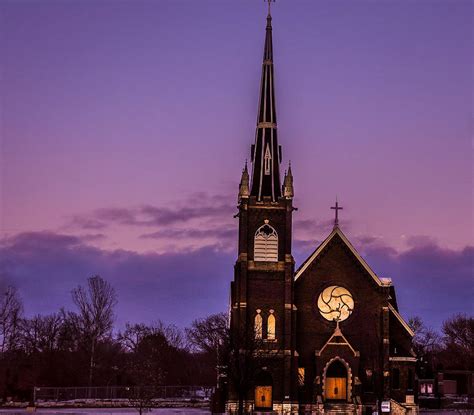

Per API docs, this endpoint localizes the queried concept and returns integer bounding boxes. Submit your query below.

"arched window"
[254,310,263,339]
[264,145,272,175]
[267,310,276,340]
[254,221,278,262]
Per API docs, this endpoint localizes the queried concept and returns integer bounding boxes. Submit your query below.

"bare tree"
[20,313,63,354]
[123,328,169,415]
[71,275,117,386]
[442,313,474,351]
[409,316,442,356]
[186,312,228,354]
[119,323,152,353]
[186,312,282,414]
[127,385,156,415]
[0,286,23,353]
[441,313,474,369]
[119,321,185,352]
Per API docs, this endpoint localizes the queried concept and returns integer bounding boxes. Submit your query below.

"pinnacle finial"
[238,161,250,201]
[283,161,294,199]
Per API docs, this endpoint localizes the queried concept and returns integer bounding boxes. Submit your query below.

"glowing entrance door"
[326,377,347,400]
[325,360,348,401]
[255,386,272,409]
[254,370,273,409]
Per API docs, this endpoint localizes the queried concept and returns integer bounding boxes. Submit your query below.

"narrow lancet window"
[254,221,278,262]
[264,145,272,175]
[267,310,276,340]
[255,310,263,339]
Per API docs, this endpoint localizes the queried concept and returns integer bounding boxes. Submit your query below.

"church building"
[225,6,418,415]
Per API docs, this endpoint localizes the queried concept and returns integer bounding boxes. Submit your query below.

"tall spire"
[250,3,281,201]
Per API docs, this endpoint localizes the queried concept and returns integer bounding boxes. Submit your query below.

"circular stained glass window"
[317,286,354,322]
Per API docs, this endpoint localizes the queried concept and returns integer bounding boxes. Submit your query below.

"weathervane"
[266,0,275,16]
[330,198,343,228]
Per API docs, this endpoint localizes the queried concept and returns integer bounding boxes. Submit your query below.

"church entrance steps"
[323,402,356,415]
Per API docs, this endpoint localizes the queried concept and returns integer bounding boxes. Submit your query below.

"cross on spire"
[330,199,343,228]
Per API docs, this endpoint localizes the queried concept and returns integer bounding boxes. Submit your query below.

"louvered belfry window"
[254,222,278,262]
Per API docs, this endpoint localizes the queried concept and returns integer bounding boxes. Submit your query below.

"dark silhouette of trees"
[186,313,229,387]
[70,275,117,387]
[439,313,474,370]
[0,277,471,404]
[186,313,228,354]
[0,286,22,354]
[409,314,474,378]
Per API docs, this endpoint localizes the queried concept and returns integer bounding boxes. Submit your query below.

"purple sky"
[1,1,472,331]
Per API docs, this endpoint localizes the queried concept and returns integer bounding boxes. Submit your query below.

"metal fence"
[33,385,214,402]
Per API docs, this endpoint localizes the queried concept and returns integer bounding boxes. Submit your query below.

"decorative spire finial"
[266,0,275,16]
[330,198,343,228]
[283,161,294,199]
[238,161,250,201]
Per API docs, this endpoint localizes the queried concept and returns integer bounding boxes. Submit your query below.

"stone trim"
[389,357,417,362]
[388,303,415,337]
[316,323,359,357]
[322,356,353,402]
[257,121,277,129]
[249,205,286,210]
[248,261,286,271]
[226,400,299,415]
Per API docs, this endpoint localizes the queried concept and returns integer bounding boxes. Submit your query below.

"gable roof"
[294,227,415,338]
[295,227,387,287]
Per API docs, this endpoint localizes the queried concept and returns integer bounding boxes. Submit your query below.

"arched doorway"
[254,370,273,410]
[325,359,348,401]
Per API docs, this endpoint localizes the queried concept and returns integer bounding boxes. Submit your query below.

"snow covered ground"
[0,409,469,415]
[0,409,210,415]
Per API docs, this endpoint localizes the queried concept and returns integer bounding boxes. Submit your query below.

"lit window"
[255,310,263,339]
[298,368,305,386]
[267,310,276,340]
[254,222,278,262]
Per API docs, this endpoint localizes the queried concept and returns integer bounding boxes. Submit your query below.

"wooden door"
[326,377,347,400]
[255,386,272,408]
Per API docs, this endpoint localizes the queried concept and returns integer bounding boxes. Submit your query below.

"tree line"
[409,314,474,378]
[0,275,228,402]
[0,275,472,403]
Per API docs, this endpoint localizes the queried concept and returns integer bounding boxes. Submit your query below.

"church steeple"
[250,7,282,201]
